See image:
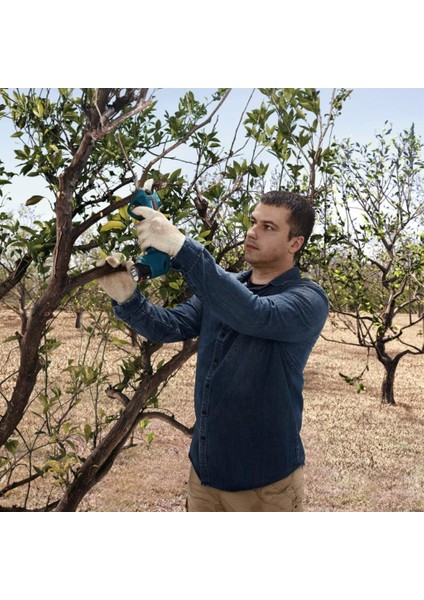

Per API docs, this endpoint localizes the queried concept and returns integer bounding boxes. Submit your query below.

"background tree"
[320,125,424,404]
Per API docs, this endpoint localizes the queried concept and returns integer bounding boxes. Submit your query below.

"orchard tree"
[321,125,424,404]
[245,88,351,196]
[0,88,347,511]
[0,87,235,510]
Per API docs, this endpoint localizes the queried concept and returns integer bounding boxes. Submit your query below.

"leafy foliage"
[0,87,353,510]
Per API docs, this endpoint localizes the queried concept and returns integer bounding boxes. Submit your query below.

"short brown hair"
[260,190,315,254]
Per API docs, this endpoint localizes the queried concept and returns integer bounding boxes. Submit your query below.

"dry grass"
[0,308,423,512]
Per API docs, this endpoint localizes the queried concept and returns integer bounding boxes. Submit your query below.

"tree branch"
[0,471,41,498]
[0,255,33,300]
[137,89,232,189]
[92,98,153,140]
[143,410,194,437]
[65,262,127,294]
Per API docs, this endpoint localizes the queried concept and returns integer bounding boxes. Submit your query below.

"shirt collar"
[237,266,301,287]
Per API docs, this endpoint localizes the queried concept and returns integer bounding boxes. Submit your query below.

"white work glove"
[96,253,137,304]
[132,206,186,258]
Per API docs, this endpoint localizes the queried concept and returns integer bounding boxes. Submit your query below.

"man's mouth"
[245,242,258,251]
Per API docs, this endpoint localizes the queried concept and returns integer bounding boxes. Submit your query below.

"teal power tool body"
[128,188,171,282]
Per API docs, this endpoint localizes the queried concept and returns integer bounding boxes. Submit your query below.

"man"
[98,190,329,511]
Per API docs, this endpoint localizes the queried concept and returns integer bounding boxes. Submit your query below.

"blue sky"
[153,87,424,144]
[323,88,424,141]
[1,88,423,218]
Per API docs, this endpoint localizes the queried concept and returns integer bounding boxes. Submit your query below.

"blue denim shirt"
[113,238,329,492]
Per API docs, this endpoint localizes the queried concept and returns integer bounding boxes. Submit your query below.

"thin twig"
[116,132,137,182]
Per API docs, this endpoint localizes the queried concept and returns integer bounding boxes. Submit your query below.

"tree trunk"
[0,296,56,447]
[380,354,404,405]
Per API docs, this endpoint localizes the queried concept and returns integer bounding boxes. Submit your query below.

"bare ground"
[0,309,423,512]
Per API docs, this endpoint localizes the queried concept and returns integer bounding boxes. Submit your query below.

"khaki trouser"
[187,465,304,512]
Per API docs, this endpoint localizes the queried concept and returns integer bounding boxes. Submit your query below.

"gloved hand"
[132,206,186,258]
[96,253,137,304]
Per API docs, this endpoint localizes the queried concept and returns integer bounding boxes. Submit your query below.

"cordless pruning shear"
[127,179,171,282]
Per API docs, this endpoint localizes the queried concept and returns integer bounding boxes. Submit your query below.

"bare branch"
[105,386,130,407]
[0,471,41,498]
[91,98,153,140]
[143,410,194,437]
[0,500,59,512]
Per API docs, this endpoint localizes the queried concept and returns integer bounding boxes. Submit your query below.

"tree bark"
[0,294,59,447]
[75,309,83,329]
[380,351,411,405]
[380,358,400,405]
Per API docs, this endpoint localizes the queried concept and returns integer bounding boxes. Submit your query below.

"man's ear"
[289,236,304,255]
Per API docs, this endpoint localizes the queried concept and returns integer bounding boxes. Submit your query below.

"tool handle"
[128,189,161,221]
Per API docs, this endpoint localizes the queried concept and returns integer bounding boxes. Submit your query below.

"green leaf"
[296,107,307,120]
[33,99,45,119]
[26,195,45,206]
[84,424,92,442]
[118,205,129,221]
[5,439,19,454]
[100,220,127,232]
[168,168,182,183]
[66,440,77,451]
[3,334,19,343]
[176,209,191,220]
[339,372,353,385]
[111,337,129,347]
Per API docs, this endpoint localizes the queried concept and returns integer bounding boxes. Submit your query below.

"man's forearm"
[113,287,202,343]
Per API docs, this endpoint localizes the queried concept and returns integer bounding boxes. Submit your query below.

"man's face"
[244,203,304,271]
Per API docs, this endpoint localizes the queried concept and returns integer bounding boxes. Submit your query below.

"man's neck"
[250,264,294,285]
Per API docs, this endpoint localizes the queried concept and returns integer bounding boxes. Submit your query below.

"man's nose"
[247,224,257,238]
